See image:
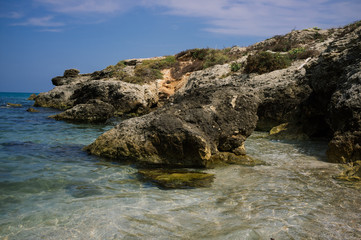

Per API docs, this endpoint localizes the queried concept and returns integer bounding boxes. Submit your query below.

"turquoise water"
[0,92,360,239]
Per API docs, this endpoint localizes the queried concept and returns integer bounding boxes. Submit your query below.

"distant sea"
[1,92,361,239]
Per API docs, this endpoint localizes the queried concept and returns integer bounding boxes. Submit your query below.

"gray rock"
[50,99,115,123]
[63,69,80,77]
[71,80,158,115]
[85,86,260,167]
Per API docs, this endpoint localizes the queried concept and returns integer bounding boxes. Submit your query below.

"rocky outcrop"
[35,76,159,116]
[301,23,361,163]
[70,80,158,116]
[49,99,115,123]
[85,86,260,167]
[38,21,361,168]
[27,94,37,100]
[51,69,89,86]
[34,84,80,110]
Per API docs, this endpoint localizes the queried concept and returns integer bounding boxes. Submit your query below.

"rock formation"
[85,86,260,167]
[36,21,361,169]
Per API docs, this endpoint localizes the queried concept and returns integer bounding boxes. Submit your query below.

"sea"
[0,92,360,240]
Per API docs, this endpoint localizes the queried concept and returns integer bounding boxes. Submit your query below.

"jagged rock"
[63,69,80,77]
[301,24,361,162]
[327,131,361,163]
[27,94,37,100]
[26,107,39,113]
[90,70,113,80]
[71,80,158,115]
[36,20,361,167]
[51,74,90,86]
[85,86,260,167]
[49,99,115,123]
[253,67,312,131]
[34,84,80,110]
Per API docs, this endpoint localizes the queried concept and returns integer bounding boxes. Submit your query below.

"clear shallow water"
[0,92,360,240]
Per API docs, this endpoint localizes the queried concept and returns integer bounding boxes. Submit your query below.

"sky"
[0,0,360,93]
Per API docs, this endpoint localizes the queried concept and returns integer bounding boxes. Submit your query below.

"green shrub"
[142,56,177,70]
[288,47,319,60]
[244,51,291,74]
[121,64,163,84]
[203,49,230,69]
[230,62,242,72]
[175,48,235,69]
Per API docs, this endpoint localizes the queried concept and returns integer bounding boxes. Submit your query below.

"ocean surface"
[0,92,360,240]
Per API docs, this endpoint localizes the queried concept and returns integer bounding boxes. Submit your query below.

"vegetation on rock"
[244,51,291,74]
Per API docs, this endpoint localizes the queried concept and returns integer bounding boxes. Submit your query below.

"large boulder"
[71,80,159,115]
[85,86,260,167]
[51,69,89,86]
[34,84,80,110]
[49,99,115,123]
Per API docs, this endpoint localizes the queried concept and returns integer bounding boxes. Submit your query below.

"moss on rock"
[138,169,215,189]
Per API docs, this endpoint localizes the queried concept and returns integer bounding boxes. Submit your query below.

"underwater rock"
[7,103,22,107]
[138,169,215,189]
[268,123,309,140]
[207,152,265,168]
[26,107,39,113]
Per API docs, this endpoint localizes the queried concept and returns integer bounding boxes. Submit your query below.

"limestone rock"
[327,131,361,163]
[49,99,115,123]
[85,86,260,167]
[34,84,80,110]
[51,74,90,86]
[63,69,80,77]
[71,80,158,115]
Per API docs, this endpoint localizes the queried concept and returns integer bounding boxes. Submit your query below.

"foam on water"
[1,93,360,239]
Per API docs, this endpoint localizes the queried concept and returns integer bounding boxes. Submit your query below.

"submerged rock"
[26,107,39,113]
[7,103,22,107]
[207,152,265,168]
[268,123,309,140]
[138,169,215,189]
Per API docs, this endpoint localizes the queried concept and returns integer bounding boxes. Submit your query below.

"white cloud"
[10,0,361,35]
[146,0,361,35]
[35,0,138,14]
[12,16,64,27]
[0,11,23,19]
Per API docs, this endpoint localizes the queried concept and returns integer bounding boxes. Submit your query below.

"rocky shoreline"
[32,21,361,179]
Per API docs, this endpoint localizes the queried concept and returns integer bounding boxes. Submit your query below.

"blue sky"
[0,0,360,93]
